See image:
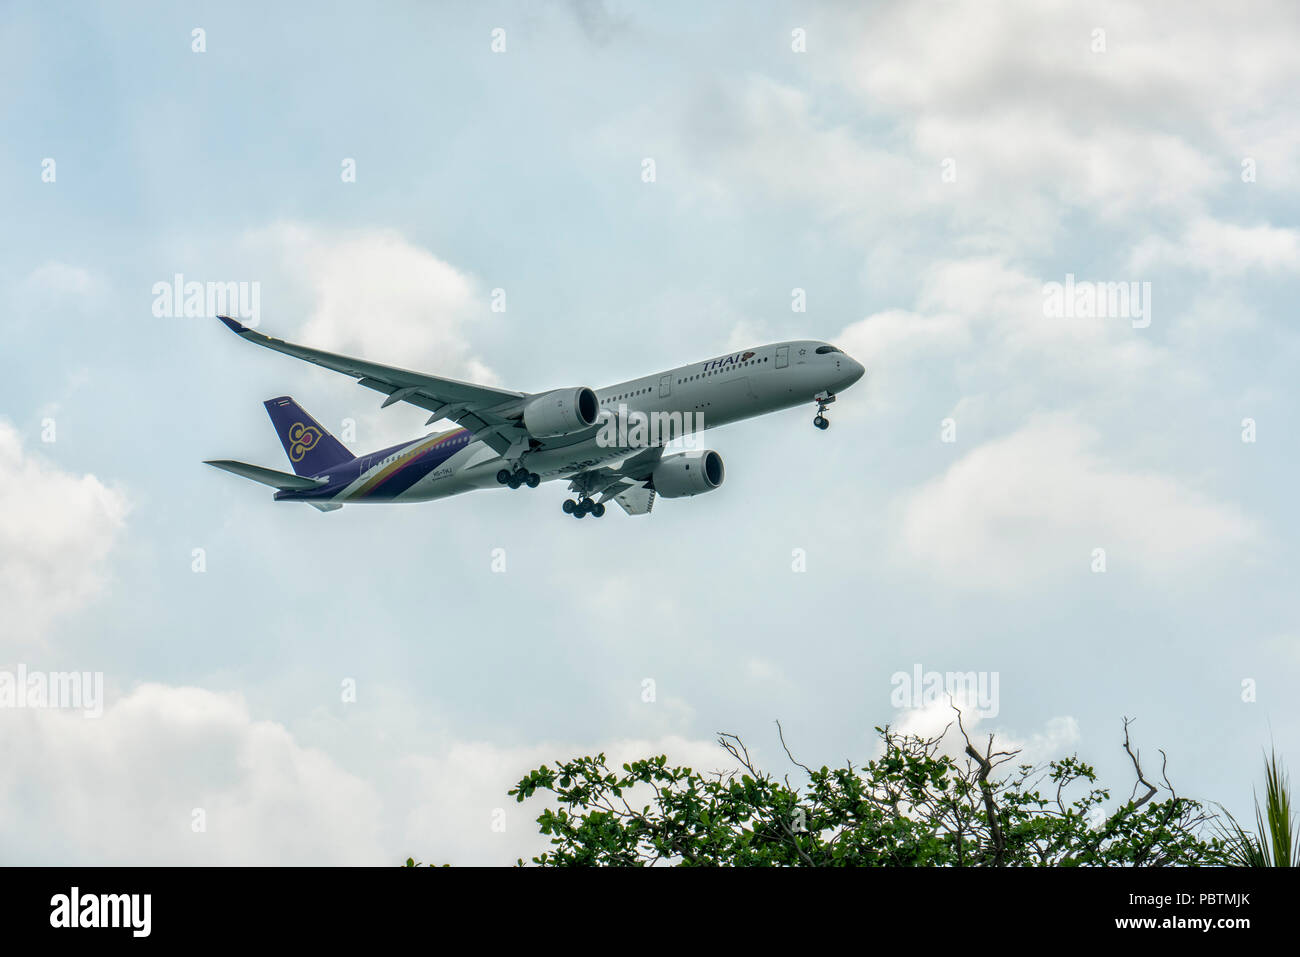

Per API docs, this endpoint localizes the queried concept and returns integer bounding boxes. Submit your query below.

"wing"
[567,446,663,517]
[217,316,530,455]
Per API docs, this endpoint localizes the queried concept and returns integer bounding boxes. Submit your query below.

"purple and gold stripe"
[352,429,468,500]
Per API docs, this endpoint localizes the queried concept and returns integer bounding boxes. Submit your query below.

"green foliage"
[1219,747,1298,867]
[507,719,1232,867]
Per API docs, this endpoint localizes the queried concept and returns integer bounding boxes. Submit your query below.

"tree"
[507,715,1231,866]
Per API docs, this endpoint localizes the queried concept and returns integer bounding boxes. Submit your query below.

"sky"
[1,0,1297,865]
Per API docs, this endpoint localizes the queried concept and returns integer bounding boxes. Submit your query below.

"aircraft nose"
[842,356,866,388]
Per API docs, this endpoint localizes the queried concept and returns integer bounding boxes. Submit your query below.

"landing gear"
[813,391,836,430]
[497,466,540,489]
[563,497,606,519]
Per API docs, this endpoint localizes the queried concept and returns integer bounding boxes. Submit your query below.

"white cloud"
[789,0,1300,256]
[0,684,385,865]
[0,678,732,865]
[835,256,1170,423]
[1130,216,1300,277]
[594,73,929,238]
[693,75,923,221]
[838,308,971,363]
[243,224,501,444]
[21,261,100,299]
[836,0,1299,198]
[835,308,971,417]
[888,695,1081,769]
[0,421,129,644]
[401,733,729,865]
[895,415,1258,590]
[589,2,1298,282]
[250,223,495,381]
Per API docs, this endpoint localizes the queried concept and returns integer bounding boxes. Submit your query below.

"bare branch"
[1123,717,1158,809]
[956,706,1008,865]
[776,720,815,777]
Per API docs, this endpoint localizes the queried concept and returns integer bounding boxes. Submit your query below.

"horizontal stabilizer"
[204,460,328,490]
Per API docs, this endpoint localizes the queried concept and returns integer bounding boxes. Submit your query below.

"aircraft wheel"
[592,502,606,518]
[562,498,576,514]
[525,472,540,488]
[496,469,512,485]
[814,415,829,430]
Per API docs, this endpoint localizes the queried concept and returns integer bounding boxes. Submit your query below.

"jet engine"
[521,387,600,437]
[651,450,725,498]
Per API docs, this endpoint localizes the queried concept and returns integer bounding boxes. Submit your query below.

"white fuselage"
[329,340,864,503]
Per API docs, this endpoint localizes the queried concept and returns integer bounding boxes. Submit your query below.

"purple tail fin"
[263,397,353,476]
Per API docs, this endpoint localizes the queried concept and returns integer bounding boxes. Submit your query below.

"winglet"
[217,315,247,334]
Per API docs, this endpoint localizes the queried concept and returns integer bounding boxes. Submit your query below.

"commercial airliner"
[206,316,865,518]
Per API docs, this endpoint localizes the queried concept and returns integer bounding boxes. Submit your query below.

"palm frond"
[1218,747,1296,867]
[1258,748,1297,867]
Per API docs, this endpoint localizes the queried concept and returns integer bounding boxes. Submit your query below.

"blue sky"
[1,0,1297,864]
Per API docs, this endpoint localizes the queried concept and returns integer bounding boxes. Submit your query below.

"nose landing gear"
[813,391,836,430]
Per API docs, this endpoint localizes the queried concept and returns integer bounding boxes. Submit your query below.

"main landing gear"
[813,391,836,430]
[497,467,540,489]
[562,497,606,519]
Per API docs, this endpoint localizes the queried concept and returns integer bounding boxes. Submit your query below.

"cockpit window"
[815,345,841,354]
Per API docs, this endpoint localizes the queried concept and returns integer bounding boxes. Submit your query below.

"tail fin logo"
[288,422,322,462]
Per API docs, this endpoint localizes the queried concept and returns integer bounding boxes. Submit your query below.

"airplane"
[205,315,866,518]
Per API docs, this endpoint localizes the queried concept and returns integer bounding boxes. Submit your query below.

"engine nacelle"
[522,387,600,437]
[652,450,725,498]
